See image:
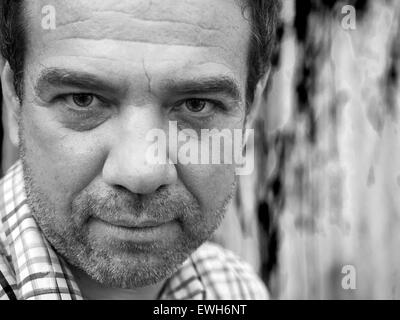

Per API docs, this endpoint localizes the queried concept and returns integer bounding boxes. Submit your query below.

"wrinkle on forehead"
[142,57,153,94]
[50,17,225,48]
[56,10,222,32]
[29,0,249,47]
[35,0,244,30]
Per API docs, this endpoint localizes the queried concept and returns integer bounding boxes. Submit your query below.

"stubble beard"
[18,126,236,289]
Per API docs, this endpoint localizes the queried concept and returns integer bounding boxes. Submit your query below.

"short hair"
[0,0,281,104]
[0,0,25,99]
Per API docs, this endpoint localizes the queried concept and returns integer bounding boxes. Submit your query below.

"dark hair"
[0,0,281,104]
[245,0,281,106]
[0,0,25,99]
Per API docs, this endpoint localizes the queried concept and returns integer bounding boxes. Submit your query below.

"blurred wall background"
[253,0,400,299]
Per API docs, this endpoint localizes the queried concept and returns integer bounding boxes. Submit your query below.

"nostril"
[103,141,178,195]
[110,184,142,200]
[154,184,168,194]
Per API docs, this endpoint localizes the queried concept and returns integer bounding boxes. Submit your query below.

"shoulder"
[191,242,270,300]
[0,246,17,300]
[0,162,21,300]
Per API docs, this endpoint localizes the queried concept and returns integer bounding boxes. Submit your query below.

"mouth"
[89,217,180,243]
[131,220,167,228]
[96,217,173,229]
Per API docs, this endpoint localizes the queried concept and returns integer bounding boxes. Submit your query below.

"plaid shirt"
[0,161,269,300]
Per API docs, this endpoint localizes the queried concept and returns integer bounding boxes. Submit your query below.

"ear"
[1,62,21,146]
[245,68,271,130]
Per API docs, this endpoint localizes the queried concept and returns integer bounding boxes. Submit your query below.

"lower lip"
[89,218,180,243]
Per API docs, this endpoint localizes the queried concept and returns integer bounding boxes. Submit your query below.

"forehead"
[24,0,251,87]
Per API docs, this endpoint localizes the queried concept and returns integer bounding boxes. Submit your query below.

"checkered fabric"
[0,161,269,300]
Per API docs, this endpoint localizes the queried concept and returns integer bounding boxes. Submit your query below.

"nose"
[102,106,177,195]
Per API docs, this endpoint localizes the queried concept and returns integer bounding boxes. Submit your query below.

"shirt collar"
[0,160,205,300]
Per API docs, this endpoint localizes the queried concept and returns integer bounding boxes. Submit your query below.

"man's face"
[19,0,251,288]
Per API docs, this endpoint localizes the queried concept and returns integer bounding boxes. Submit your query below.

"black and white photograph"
[0,0,399,305]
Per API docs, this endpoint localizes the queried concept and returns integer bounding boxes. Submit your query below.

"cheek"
[177,163,236,212]
[21,105,107,206]
[174,127,241,212]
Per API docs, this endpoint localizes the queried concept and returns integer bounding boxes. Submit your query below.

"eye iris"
[185,99,206,112]
[72,94,94,107]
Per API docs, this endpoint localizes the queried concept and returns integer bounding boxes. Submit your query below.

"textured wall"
[2,0,400,300]
[260,0,400,299]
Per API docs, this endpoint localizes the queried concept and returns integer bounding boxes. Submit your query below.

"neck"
[70,266,165,300]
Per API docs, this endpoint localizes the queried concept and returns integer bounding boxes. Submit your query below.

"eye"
[71,93,95,108]
[52,92,114,131]
[60,93,109,111]
[185,99,207,112]
[183,99,216,113]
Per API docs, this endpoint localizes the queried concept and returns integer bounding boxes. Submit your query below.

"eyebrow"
[161,76,243,102]
[34,68,243,102]
[34,68,123,97]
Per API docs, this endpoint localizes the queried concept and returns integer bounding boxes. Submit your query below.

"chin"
[76,236,199,289]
